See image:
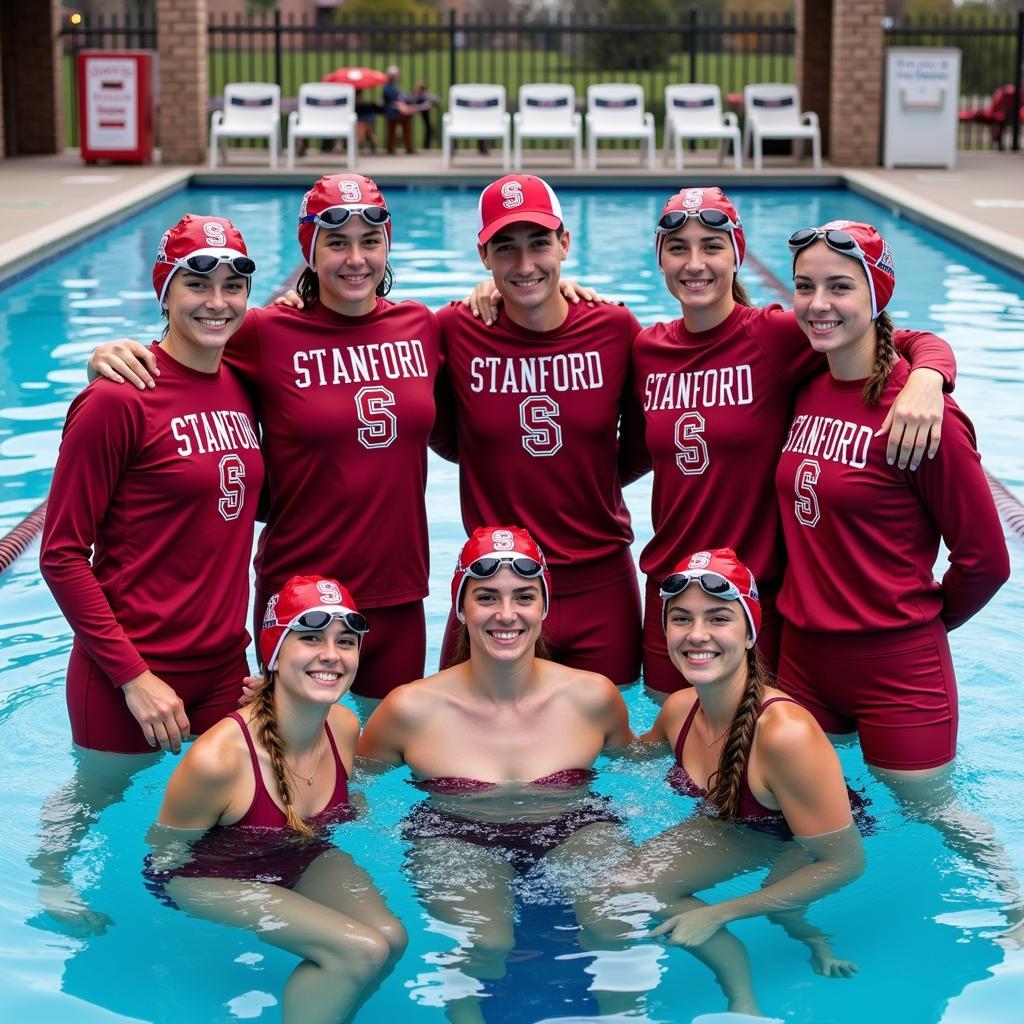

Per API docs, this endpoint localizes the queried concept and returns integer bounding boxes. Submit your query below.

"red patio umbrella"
[322,67,389,90]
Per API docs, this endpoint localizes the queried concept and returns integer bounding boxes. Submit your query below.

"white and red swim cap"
[659,547,761,640]
[152,214,252,307]
[260,575,368,671]
[655,186,745,269]
[451,525,552,620]
[297,174,391,270]
[789,220,896,319]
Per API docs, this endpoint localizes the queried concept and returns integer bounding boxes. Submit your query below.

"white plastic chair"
[585,84,656,171]
[286,83,357,169]
[209,82,281,169]
[513,84,582,170]
[663,84,741,170]
[742,83,821,171]
[442,85,511,170]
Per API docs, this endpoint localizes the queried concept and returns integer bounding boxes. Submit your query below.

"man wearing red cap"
[434,174,644,686]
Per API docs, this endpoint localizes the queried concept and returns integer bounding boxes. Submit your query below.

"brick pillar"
[795,0,833,155]
[157,0,208,164]
[2,0,63,155]
[829,0,885,166]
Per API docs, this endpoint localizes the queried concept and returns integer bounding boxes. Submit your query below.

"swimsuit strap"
[227,711,275,823]
[672,699,702,763]
[322,718,349,805]
[756,696,801,718]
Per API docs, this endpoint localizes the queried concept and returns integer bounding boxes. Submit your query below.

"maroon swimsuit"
[145,713,355,907]
[667,697,798,838]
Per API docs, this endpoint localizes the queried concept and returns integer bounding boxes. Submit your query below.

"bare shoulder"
[647,687,699,743]
[176,715,248,786]
[756,692,830,759]
[379,672,453,723]
[327,703,360,746]
[553,662,623,713]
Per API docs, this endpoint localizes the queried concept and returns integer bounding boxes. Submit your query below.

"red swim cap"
[152,214,251,307]
[260,575,367,671]
[297,174,391,269]
[659,547,761,640]
[451,526,552,620]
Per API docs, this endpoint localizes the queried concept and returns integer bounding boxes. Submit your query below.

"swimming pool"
[0,184,1022,1023]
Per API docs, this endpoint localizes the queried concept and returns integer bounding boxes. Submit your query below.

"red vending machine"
[77,50,155,164]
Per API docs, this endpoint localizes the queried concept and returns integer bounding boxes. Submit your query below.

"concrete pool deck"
[0,148,1022,283]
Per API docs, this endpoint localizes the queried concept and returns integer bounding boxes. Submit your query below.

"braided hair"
[250,672,314,837]
[861,311,897,406]
[705,646,774,820]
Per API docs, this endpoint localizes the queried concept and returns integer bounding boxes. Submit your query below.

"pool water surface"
[0,185,1022,1023]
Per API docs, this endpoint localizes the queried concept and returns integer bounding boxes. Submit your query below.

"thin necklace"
[699,708,731,748]
[283,737,325,787]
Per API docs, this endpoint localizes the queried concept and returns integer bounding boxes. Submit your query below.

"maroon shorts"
[438,563,642,685]
[66,644,249,754]
[641,577,781,694]
[776,618,957,771]
[254,590,425,700]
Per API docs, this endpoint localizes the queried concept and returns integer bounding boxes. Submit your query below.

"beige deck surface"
[0,147,1021,281]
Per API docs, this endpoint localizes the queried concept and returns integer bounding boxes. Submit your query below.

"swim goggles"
[656,208,738,234]
[287,609,369,636]
[659,571,741,602]
[463,556,545,582]
[173,253,257,276]
[300,204,391,228]
[787,226,865,260]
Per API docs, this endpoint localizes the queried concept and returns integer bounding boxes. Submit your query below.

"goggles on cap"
[286,608,369,636]
[659,571,742,603]
[657,208,738,234]
[173,253,257,277]
[788,226,866,259]
[300,205,391,229]
[463,556,545,583]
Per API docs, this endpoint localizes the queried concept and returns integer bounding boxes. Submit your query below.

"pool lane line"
[744,246,1024,542]
[0,264,309,580]
[0,502,47,577]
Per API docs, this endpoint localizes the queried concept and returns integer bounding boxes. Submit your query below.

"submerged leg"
[31,746,158,935]
[166,870,393,1024]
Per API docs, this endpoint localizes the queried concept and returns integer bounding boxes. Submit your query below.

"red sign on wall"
[77,51,155,164]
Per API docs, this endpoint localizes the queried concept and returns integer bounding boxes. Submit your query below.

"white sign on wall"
[884,48,961,169]
[85,57,138,151]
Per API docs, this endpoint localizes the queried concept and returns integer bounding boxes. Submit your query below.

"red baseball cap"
[477,174,563,245]
[659,547,761,640]
[297,174,391,270]
[451,525,552,620]
[260,575,368,672]
[790,220,895,319]
[152,214,251,307]
[655,186,746,269]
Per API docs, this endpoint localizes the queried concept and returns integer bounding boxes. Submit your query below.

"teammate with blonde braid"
[627,548,863,991]
[147,576,405,1024]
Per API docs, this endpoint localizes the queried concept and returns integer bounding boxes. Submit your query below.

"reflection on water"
[0,186,1022,1023]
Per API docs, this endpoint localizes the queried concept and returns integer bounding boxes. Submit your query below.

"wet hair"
[862,311,896,406]
[705,645,776,821]
[296,262,394,308]
[251,669,315,837]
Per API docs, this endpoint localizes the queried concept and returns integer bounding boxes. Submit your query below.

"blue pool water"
[0,185,1022,1023]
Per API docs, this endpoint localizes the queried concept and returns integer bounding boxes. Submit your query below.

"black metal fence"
[60,8,1023,152]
